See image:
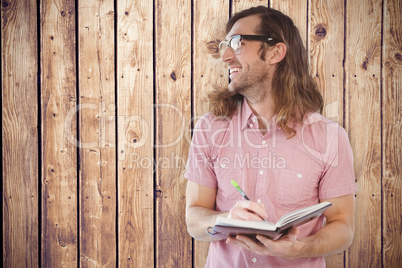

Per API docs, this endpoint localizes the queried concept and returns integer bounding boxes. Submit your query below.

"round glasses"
[219,34,274,55]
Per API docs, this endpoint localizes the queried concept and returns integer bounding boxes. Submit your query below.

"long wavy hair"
[209,6,323,138]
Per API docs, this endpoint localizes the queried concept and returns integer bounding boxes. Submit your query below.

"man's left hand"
[226,227,303,260]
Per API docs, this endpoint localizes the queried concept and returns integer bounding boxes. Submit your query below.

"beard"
[228,60,270,103]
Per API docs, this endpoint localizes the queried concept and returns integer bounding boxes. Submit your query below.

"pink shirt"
[185,99,356,268]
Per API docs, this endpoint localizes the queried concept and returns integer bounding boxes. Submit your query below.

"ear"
[268,42,287,64]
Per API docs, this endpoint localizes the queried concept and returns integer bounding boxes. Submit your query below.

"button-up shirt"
[185,99,356,267]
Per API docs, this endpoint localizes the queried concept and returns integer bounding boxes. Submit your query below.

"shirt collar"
[240,97,256,130]
[240,97,280,131]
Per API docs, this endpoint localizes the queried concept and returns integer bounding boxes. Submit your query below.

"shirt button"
[250,124,254,127]
[252,257,257,263]
[297,173,303,178]
[259,170,264,175]
[252,118,256,122]
[221,164,226,168]
[261,140,266,145]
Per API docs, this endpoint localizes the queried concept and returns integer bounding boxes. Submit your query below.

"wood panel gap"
[342,1,347,266]
[75,1,80,266]
[305,0,309,52]
[37,0,42,266]
[190,0,195,267]
[343,2,347,266]
[379,0,385,266]
[114,0,119,266]
[342,0,347,130]
[152,0,157,267]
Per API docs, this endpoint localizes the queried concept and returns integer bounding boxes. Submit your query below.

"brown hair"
[209,6,323,138]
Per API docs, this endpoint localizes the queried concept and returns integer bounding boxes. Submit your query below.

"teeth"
[230,68,241,74]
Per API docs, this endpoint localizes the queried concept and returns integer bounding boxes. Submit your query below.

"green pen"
[231,180,250,200]
[231,180,267,221]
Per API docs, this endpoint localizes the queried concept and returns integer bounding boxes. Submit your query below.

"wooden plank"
[117,0,154,267]
[193,0,228,118]
[309,0,344,126]
[232,0,268,14]
[270,0,307,47]
[192,1,229,266]
[1,1,39,267]
[78,0,116,267]
[382,0,402,266]
[154,0,192,266]
[40,0,78,266]
[309,0,346,264]
[345,0,382,267]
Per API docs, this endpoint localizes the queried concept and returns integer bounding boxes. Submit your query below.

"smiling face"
[221,15,273,101]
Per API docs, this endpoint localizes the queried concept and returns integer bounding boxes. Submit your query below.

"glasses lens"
[219,40,228,52]
[230,35,241,54]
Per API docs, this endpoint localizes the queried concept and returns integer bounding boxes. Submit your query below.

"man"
[185,6,356,267]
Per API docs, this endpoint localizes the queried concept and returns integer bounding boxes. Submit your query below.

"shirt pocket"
[274,169,319,210]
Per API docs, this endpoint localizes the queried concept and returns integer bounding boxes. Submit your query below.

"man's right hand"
[228,199,268,222]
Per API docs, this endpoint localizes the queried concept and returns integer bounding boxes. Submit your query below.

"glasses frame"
[219,34,275,54]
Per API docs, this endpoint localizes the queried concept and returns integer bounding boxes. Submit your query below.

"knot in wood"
[2,1,9,7]
[170,71,177,81]
[362,56,369,70]
[155,189,163,198]
[395,52,402,62]
[206,40,221,59]
[61,11,66,17]
[314,24,327,40]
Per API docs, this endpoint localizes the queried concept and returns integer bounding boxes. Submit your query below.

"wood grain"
[309,3,346,266]
[155,0,192,266]
[78,0,116,266]
[309,0,344,126]
[382,0,402,266]
[2,0,39,267]
[1,0,401,267]
[345,0,382,267]
[270,0,307,47]
[192,1,229,266]
[40,0,78,266]
[193,0,228,119]
[232,0,268,15]
[117,0,154,267]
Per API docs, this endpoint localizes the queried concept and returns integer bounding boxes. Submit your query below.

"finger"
[257,199,267,221]
[226,236,253,251]
[257,198,265,210]
[238,200,268,220]
[236,235,265,253]
[229,208,266,221]
[229,201,268,221]
[285,227,299,241]
[256,235,275,248]
[280,227,299,242]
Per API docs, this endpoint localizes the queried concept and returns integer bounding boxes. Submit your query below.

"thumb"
[284,227,299,242]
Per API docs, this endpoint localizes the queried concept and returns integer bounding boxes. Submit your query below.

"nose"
[221,47,235,63]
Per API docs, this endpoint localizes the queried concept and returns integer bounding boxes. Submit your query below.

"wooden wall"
[2,0,400,267]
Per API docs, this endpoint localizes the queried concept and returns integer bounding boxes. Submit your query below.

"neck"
[246,96,275,122]
[244,79,275,122]
[245,90,275,135]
